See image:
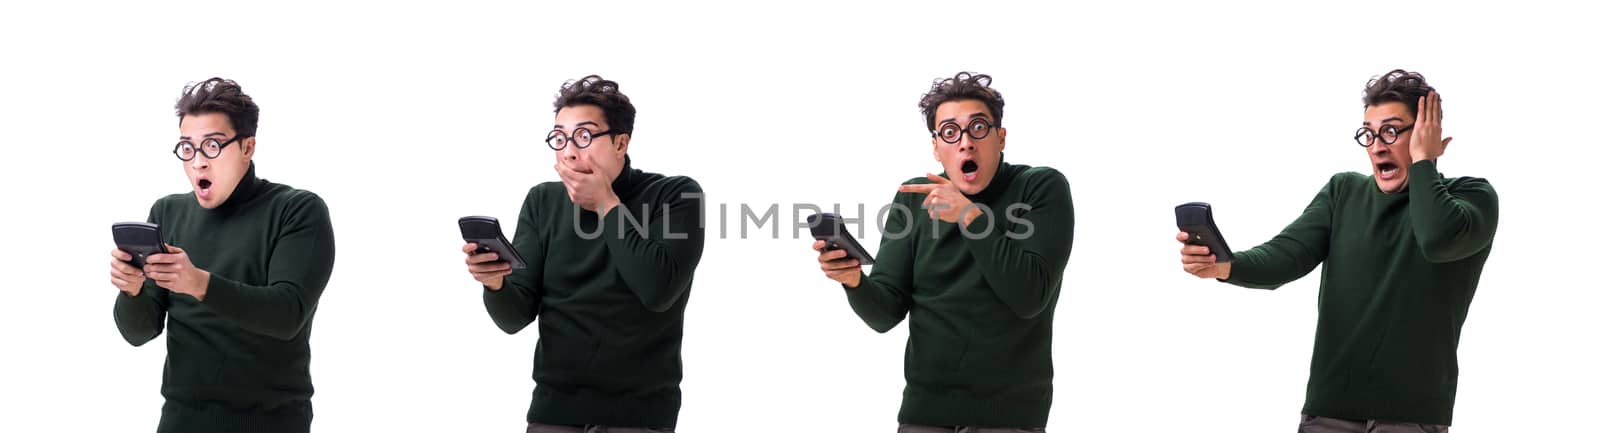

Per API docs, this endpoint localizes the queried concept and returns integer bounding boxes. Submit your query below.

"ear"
[997,127,1007,152]
[614,133,630,156]
[931,136,943,163]
[242,137,256,160]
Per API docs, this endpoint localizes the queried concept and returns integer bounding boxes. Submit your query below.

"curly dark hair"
[553,75,636,135]
[918,72,1005,132]
[1362,69,1437,117]
[175,77,259,137]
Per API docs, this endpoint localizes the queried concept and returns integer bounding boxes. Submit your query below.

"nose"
[1367,139,1388,157]
[559,144,582,163]
[959,134,979,153]
[189,153,209,171]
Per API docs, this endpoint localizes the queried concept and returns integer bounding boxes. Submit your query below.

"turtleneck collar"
[964,152,1018,203]
[611,154,643,199]
[211,161,265,212]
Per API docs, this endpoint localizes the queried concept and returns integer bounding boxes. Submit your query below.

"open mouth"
[196,178,213,199]
[1375,162,1399,180]
[959,160,979,182]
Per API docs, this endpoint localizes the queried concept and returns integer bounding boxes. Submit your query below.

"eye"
[203,139,223,151]
[1379,125,1400,139]
[939,123,960,141]
[575,129,593,141]
[970,121,989,134]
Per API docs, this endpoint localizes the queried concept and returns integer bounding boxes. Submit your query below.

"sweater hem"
[528,386,680,429]
[898,392,1049,428]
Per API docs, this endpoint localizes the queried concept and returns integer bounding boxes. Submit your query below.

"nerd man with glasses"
[812,72,1074,432]
[461,75,704,433]
[1175,70,1498,432]
[109,77,336,432]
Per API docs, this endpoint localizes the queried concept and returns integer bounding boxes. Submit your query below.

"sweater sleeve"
[114,279,170,346]
[1406,160,1499,263]
[202,194,336,340]
[112,200,171,346]
[961,168,1075,319]
[844,189,917,333]
[484,187,549,334]
[1224,175,1337,289]
[599,179,706,313]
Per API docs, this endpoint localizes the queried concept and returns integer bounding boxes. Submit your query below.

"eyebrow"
[178,132,228,140]
[551,121,601,130]
[939,112,992,125]
[1362,116,1404,126]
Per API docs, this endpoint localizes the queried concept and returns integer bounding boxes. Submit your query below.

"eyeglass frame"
[932,118,998,144]
[1354,124,1414,147]
[172,135,248,161]
[546,127,623,151]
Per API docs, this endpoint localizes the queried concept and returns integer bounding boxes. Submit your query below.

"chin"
[193,189,229,209]
[958,180,987,195]
[1374,177,1409,194]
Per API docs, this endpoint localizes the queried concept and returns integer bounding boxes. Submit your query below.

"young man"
[110,77,336,432]
[814,72,1075,432]
[1176,70,1498,432]
[463,75,705,433]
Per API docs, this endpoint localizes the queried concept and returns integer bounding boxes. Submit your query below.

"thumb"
[165,244,184,254]
[1441,136,1453,147]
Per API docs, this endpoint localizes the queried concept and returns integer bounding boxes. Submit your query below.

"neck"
[212,162,263,211]
[610,155,642,199]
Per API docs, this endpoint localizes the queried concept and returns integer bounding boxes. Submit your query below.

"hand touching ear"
[1409,91,1453,163]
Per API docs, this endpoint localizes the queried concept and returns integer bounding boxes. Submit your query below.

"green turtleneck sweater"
[1224,160,1497,425]
[844,157,1074,428]
[483,157,705,429]
[112,163,336,432]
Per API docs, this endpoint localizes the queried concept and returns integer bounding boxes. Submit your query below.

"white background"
[1,1,1594,432]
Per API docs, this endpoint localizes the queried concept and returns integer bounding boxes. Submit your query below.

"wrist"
[596,195,621,217]
[1410,148,1439,163]
[193,270,211,301]
[960,207,981,226]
